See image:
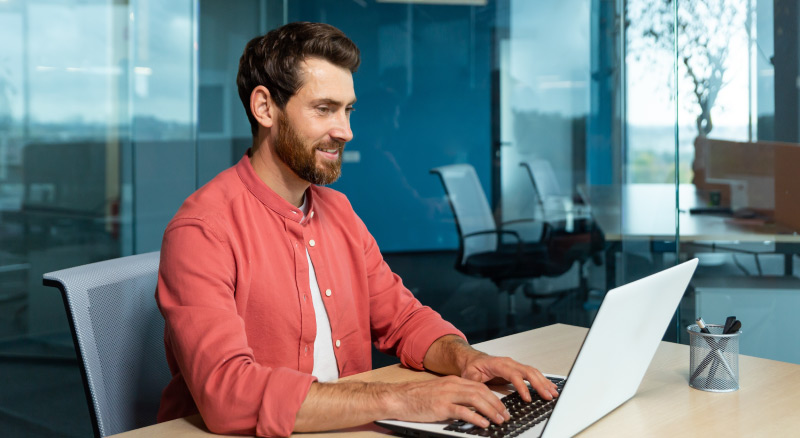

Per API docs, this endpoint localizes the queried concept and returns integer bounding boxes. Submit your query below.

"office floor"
[0,251,792,437]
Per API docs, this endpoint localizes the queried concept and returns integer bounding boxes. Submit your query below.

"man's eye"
[346,107,355,115]
[317,106,330,114]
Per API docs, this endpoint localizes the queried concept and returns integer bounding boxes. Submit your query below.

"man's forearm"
[293,336,480,431]
[422,334,485,376]
[292,336,559,434]
[293,381,394,432]
[293,335,546,433]
[295,373,512,433]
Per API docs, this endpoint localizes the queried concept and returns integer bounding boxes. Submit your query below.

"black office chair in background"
[519,160,606,304]
[431,164,591,332]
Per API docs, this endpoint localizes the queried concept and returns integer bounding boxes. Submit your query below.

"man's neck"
[249,142,310,208]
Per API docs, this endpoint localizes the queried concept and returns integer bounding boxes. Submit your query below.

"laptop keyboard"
[443,377,565,437]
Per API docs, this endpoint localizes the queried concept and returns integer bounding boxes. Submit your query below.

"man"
[156,22,558,437]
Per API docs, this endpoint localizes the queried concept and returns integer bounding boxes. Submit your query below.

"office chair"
[519,160,605,303]
[43,251,170,437]
[519,160,565,211]
[431,164,583,331]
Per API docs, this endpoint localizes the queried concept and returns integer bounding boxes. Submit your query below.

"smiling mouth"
[316,146,343,160]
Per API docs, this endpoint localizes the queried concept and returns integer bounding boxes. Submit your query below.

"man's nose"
[330,112,353,143]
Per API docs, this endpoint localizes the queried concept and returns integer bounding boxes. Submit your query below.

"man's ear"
[251,85,276,129]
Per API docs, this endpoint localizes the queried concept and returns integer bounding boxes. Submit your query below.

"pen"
[689,346,737,385]
[706,317,729,386]
[690,318,716,385]
[695,317,718,349]
[713,348,737,380]
[723,316,737,334]
[690,352,715,384]
[725,320,741,335]
[717,320,742,382]
[696,317,711,334]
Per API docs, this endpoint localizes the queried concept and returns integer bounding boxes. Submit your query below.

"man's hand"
[387,376,511,428]
[423,335,559,403]
[460,351,559,403]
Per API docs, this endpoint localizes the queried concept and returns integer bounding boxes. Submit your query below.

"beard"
[273,112,345,185]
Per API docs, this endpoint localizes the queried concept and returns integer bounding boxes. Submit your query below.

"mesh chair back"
[431,164,497,263]
[43,251,170,437]
[521,160,564,206]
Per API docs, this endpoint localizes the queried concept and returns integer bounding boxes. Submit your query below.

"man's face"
[273,58,355,185]
[273,111,344,185]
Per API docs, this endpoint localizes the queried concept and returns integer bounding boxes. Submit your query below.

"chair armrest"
[462,229,524,258]
[463,229,522,243]
[501,218,549,243]
[501,218,534,226]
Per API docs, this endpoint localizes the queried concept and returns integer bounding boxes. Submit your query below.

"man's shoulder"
[170,166,244,227]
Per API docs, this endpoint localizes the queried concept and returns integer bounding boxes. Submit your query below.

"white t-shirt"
[300,196,339,382]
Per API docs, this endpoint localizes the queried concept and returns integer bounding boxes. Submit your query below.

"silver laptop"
[376,258,698,438]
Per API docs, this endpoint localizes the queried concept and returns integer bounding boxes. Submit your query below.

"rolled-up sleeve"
[156,218,315,437]
[356,216,466,370]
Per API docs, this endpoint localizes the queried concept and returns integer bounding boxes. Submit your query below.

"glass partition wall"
[0,0,197,435]
[1,0,799,435]
[671,0,800,362]
[625,0,800,361]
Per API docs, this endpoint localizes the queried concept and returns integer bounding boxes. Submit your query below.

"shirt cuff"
[256,367,317,437]
[401,318,466,371]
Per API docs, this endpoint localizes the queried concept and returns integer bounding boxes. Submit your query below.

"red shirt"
[156,155,465,437]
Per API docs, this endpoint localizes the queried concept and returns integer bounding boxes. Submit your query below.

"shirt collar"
[235,152,316,223]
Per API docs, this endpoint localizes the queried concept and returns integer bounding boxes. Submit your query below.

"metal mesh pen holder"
[687,324,741,392]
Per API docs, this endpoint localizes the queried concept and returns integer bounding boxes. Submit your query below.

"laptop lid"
[541,258,698,437]
[376,258,698,438]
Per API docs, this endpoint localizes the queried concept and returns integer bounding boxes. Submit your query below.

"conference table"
[585,183,800,243]
[580,184,800,289]
[111,324,800,437]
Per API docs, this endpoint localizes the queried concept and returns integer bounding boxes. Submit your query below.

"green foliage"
[629,150,693,184]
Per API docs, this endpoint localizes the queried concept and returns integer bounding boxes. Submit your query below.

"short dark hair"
[237,22,361,137]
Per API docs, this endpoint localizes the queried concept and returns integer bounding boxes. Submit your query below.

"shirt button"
[325,289,332,297]
[309,211,314,218]
[335,340,341,348]
[303,294,307,302]
[309,239,316,247]
[304,345,309,354]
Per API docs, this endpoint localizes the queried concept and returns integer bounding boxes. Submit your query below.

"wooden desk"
[111,324,800,437]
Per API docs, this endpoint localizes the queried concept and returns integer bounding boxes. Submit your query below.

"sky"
[0,0,772,136]
[506,0,769,137]
[0,1,194,126]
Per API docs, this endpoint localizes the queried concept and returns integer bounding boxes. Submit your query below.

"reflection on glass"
[2,1,799,434]
[627,0,750,186]
[0,2,197,434]
[624,0,800,361]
